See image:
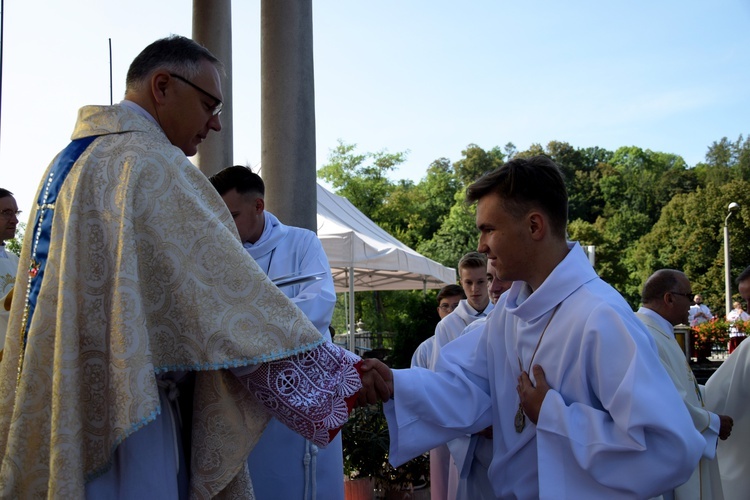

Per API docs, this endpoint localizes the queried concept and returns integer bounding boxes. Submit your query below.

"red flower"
[691,318,730,353]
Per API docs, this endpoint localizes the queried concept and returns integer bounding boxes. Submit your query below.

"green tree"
[452,144,505,188]
[601,146,692,220]
[705,137,736,170]
[694,135,750,185]
[419,158,461,236]
[416,189,478,268]
[568,219,629,294]
[388,292,440,369]
[318,140,407,222]
[518,141,612,223]
[416,143,508,266]
[376,159,460,251]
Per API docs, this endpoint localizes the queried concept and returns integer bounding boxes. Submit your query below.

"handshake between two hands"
[356,358,394,407]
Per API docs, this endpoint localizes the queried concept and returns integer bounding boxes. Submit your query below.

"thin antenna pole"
[108,38,113,105]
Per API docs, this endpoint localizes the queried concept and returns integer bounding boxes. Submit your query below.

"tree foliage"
[318,140,407,223]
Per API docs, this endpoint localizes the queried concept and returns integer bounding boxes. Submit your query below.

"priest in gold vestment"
[0,36,369,499]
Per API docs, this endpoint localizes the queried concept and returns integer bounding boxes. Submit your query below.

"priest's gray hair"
[124,35,224,94]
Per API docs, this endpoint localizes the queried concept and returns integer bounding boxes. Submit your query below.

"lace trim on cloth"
[239,342,361,447]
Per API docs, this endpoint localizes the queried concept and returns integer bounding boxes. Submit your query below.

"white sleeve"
[386,329,493,467]
[534,307,705,498]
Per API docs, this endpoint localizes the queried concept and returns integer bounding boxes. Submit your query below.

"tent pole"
[348,266,355,353]
[342,290,348,344]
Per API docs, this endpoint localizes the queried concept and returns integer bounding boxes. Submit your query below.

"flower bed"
[691,319,731,360]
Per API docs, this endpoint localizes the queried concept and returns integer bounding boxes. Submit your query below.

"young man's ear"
[528,212,546,241]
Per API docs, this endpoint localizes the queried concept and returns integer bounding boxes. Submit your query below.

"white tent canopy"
[316,183,456,292]
[316,184,456,352]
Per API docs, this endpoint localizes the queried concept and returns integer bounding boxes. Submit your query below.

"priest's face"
[669,274,693,326]
[159,59,223,157]
[221,188,265,244]
[0,195,19,242]
[475,192,534,284]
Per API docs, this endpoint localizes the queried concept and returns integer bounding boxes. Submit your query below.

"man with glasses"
[636,269,732,499]
[0,188,20,359]
[436,284,465,320]
[0,36,379,499]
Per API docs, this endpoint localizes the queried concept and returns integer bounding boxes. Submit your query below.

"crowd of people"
[0,34,747,499]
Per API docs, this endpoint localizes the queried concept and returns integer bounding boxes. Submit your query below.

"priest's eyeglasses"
[670,291,694,301]
[169,73,223,116]
[0,209,21,218]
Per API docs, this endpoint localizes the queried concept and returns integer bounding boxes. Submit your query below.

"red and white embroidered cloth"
[238,342,362,447]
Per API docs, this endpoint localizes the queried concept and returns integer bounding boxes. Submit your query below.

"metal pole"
[108,39,113,105]
[348,267,355,353]
[725,202,740,317]
[725,222,732,317]
[586,245,596,267]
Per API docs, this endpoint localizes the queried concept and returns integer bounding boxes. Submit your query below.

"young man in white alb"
[361,156,705,499]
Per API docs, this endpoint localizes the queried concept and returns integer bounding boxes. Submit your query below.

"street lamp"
[725,202,740,316]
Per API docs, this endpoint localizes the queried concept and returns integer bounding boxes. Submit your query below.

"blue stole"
[23,136,98,342]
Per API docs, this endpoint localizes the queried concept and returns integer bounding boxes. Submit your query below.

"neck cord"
[514,303,561,433]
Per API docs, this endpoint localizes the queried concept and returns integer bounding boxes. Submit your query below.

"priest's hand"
[719,414,733,440]
[357,358,394,405]
[517,364,549,425]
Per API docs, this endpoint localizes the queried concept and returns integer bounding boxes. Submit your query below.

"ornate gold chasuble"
[0,104,328,498]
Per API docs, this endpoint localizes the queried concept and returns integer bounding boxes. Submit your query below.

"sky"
[1,1,749,214]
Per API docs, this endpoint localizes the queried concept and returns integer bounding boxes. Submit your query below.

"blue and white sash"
[21,136,98,360]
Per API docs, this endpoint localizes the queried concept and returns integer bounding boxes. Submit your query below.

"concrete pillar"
[192,0,233,178]
[261,0,317,232]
